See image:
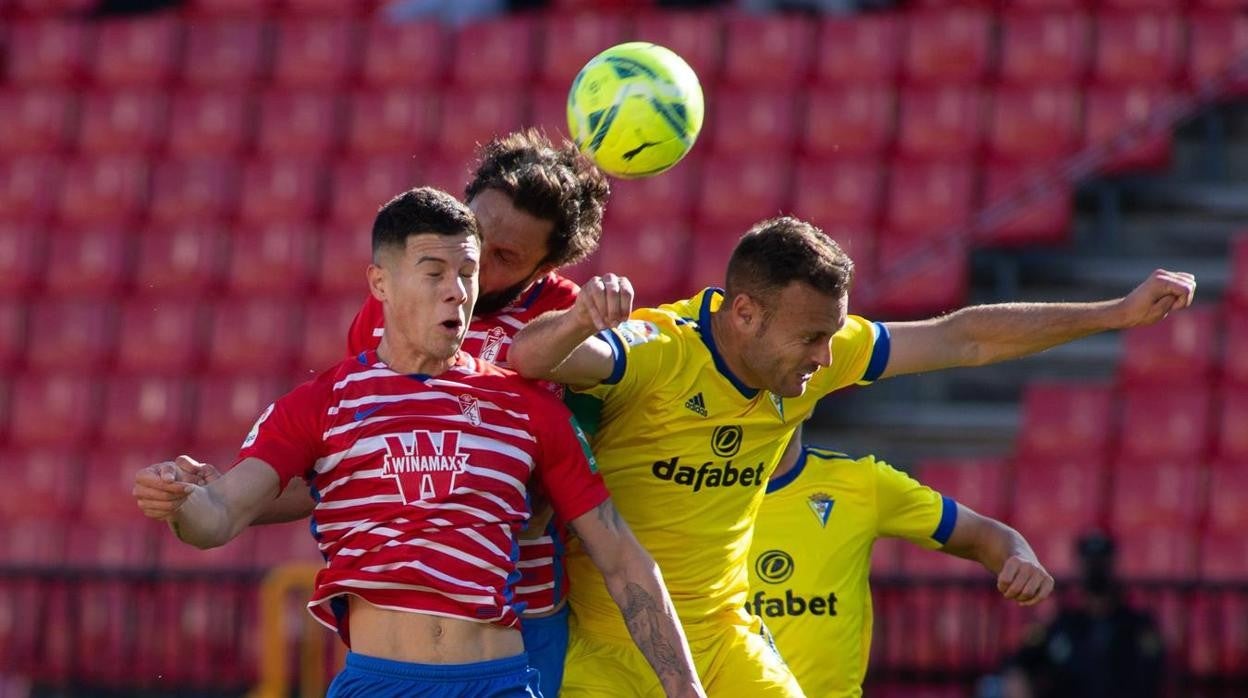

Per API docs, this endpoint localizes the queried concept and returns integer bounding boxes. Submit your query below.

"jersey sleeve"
[573,309,681,406]
[346,295,384,357]
[872,457,957,550]
[806,315,891,398]
[236,379,326,490]
[529,389,611,525]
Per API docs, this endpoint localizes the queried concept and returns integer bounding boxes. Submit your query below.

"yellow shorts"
[560,615,804,698]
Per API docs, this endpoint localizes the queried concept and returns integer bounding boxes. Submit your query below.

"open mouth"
[440,319,463,332]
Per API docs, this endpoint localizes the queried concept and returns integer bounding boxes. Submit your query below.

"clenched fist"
[997,555,1055,607]
[132,455,220,521]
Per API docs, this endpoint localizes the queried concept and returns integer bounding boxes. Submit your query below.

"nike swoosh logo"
[353,404,384,421]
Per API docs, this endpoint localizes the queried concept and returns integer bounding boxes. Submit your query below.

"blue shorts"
[522,605,570,698]
[328,651,542,697]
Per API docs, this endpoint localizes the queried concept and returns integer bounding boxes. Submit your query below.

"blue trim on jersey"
[357,351,369,365]
[598,328,627,385]
[863,322,892,382]
[698,288,759,399]
[932,496,958,545]
[766,446,811,494]
[517,276,548,310]
[504,535,526,616]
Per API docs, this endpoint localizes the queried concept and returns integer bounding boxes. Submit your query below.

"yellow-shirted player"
[508,215,1195,697]
[749,430,1053,697]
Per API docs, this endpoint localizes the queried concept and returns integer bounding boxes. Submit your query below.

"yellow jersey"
[566,288,891,641]
[748,446,957,697]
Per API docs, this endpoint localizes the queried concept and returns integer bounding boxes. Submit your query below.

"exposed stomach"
[347,596,524,664]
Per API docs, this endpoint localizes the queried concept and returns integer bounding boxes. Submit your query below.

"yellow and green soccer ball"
[567,42,704,179]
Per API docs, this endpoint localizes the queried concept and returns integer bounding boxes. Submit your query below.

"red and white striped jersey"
[238,350,608,643]
[345,272,582,616]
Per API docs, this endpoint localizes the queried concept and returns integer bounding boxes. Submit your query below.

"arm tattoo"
[595,500,626,534]
[620,582,692,685]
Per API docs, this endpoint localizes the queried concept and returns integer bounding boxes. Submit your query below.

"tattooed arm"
[570,500,706,698]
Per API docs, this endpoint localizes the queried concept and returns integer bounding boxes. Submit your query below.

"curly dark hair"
[372,187,480,258]
[725,216,855,304]
[465,128,609,269]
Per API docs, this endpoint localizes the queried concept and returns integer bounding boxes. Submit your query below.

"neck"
[769,451,800,482]
[376,337,455,376]
[708,307,761,390]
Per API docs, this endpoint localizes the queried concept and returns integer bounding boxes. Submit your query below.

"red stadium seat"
[1021,526,1085,579]
[0,301,25,371]
[883,159,977,236]
[280,0,376,15]
[100,375,192,447]
[1206,461,1248,532]
[791,158,884,228]
[1226,311,1248,391]
[0,449,81,518]
[603,159,698,227]
[1012,455,1106,532]
[1101,0,1183,11]
[708,90,799,155]
[315,227,373,295]
[158,528,257,569]
[272,20,360,89]
[693,156,789,231]
[1017,382,1114,458]
[538,14,627,86]
[9,0,95,15]
[9,374,101,447]
[329,157,418,229]
[1187,12,1248,94]
[1093,12,1185,86]
[254,520,323,566]
[25,299,116,370]
[186,0,275,15]
[1218,388,1248,459]
[801,86,896,158]
[223,222,317,297]
[1119,386,1213,462]
[870,536,906,576]
[904,10,994,84]
[820,224,878,305]
[1229,236,1248,310]
[916,457,1010,520]
[1119,305,1217,385]
[0,156,63,222]
[870,236,969,317]
[721,15,815,87]
[6,20,90,85]
[298,295,364,372]
[76,90,169,155]
[813,15,903,85]
[0,89,74,155]
[1109,458,1205,529]
[190,373,291,447]
[90,15,181,87]
[67,518,160,567]
[900,541,982,578]
[596,221,692,307]
[255,90,343,156]
[43,226,132,296]
[148,158,238,225]
[116,300,205,374]
[419,157,474,198]
[182,20,270,88]
[345,90,439,157]
[0,222,48,295]
[167,90,256,156]
[999,11,1092,85]
[0,516,68,565]
[1188,587,1248,678]
[1200,530,1248,581]
[56,156,149,225]
[133,223,228,297]
[450,17,537,88]
[205,299,302,372]
[529,86,573,141]
[687,228,741,293]
[987,86,1083,164]
[1114,525,1198,579]
[237,157,327,225]
[359,20,446,87]
[896,86,986,160]
[1085,86,1175,173]
[436,90,529,164]
[976,164,1073,246]
[632,12,723,84]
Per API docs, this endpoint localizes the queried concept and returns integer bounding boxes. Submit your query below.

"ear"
[729,292,762,332]
[367,262,387,303]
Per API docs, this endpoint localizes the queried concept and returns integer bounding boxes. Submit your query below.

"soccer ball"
[566,42,704,179]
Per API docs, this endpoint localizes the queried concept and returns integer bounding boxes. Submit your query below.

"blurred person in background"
[1001,532,1163,698]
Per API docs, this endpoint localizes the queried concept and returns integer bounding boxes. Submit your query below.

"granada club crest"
[382,431,470,503]
[479,327,507,363]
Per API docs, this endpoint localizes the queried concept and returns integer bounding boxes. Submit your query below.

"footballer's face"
[369,232,480,364]
[741,283,847,398]
[469,188,556,316]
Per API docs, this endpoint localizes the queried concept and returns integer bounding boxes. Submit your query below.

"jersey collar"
[697,288,759,400]
[766,446,811,494]
[362,350,473,380]
[514,274,550,311]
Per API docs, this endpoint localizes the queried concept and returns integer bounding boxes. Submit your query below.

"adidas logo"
[685,392,708,417]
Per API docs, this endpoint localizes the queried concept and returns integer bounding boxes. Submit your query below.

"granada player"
[134,189,704,698]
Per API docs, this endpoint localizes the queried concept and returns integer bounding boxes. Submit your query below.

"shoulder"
[531,272,581,313]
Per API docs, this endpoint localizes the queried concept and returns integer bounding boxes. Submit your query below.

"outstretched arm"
[940,504,1054,606]
[570,500,706,698]
[138,459,315,525]
[881,269,1196,379]
[134,455,283,549]
[509,273,634,388]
